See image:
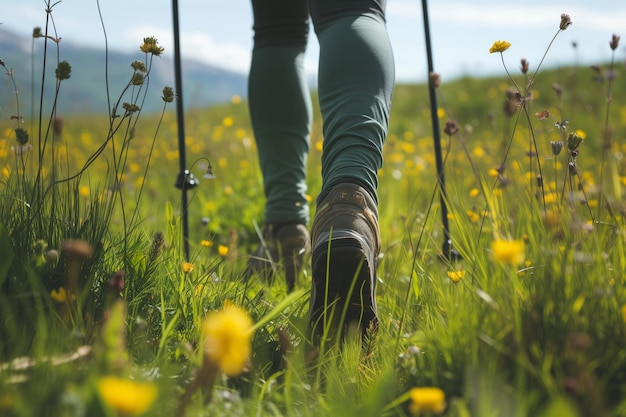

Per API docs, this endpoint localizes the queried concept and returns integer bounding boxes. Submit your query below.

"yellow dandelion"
[218,245,229,257]
[466,210,480,223]
[408,387,446,415]
[231,95,242,104]
[469,188,480,198]
[222,116,234,127]
[50,287,76,303]
[98,376,157,416]
[223,185,233,196]
[195,283,205,296]
[447,270,465,283]
[201,240,213,248]
[79,185,90,197]
[489,40,511,54]
[491,239,525,266]
[182,262,194,274]
[202,303,254,376]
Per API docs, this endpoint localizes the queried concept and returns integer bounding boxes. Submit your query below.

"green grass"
[1,8,626,417]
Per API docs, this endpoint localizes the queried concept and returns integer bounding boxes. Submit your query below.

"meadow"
[1,10,626,417]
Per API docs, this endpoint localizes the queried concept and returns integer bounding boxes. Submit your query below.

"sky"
[3,0,626,83]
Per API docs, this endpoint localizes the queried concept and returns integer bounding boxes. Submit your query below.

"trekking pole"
[172,0,198,260]
[421,0,458,260]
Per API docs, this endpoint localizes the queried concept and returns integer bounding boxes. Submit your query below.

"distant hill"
[0,27,248,115]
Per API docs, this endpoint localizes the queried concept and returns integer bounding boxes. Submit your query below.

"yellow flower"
[182,262,194,274]
[491,239,525,266]
[218,245,229,257]
[50,287,76,303]
[98,376,157,416]
[139,36,164,56]
[201,240,213,248]
[408,387,446,415]
[574,129,587,140]
[489,40,511,54]
[447,270,465,283]
[202,303,254,376]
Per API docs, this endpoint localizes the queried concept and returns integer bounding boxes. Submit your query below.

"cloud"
[124,25,251,74]
[388,2,626,32]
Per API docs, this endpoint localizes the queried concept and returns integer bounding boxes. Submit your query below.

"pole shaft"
[172,0,191,259]
[421,0,452,254]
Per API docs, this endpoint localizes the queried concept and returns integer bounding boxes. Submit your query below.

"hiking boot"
[247,223,310,292]
[309,183,380,339]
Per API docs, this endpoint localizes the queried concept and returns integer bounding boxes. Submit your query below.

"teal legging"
[248,0,395,226]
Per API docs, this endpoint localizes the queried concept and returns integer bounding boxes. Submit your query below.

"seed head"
[610,34,620,51]
[520,58,529,74]
[131,60,147,72]
[161,86,175,103]
[429,72,441,88]
[15,127,29,145]
[443,120,459,136]
[55,61,71,80]
[559,13,572,31]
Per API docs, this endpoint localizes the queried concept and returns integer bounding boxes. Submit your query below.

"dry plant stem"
[175,359,220,417]
[596,49,619,220]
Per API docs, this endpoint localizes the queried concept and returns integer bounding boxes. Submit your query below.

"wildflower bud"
[536,175,543,188]
[0,58,5,68]
[559,13,572,31]
[15,127,29,145]
[568,162,577,174]
[429,72,441,88]
[45,249,59,263]
[161,86,175,103]
[520,58,529,74]
[55,61,71,80]
[610,34,620,51]
[122,102,140,114]
[571,41,578,49]
[109,270,125,292]
[203,162,216,179]
[443,120,459,136]
[550,141,563,156]
[503,88,519,117]
[131,60,147,72]
[552,82,562,98]
[33,27,42,38]
[53,117,64,135]
[571,149,579,158]
[567,131,583,151]
[131,70,146,86]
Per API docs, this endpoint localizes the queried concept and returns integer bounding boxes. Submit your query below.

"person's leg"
[308,0,395,337]
[247,0,312,291]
